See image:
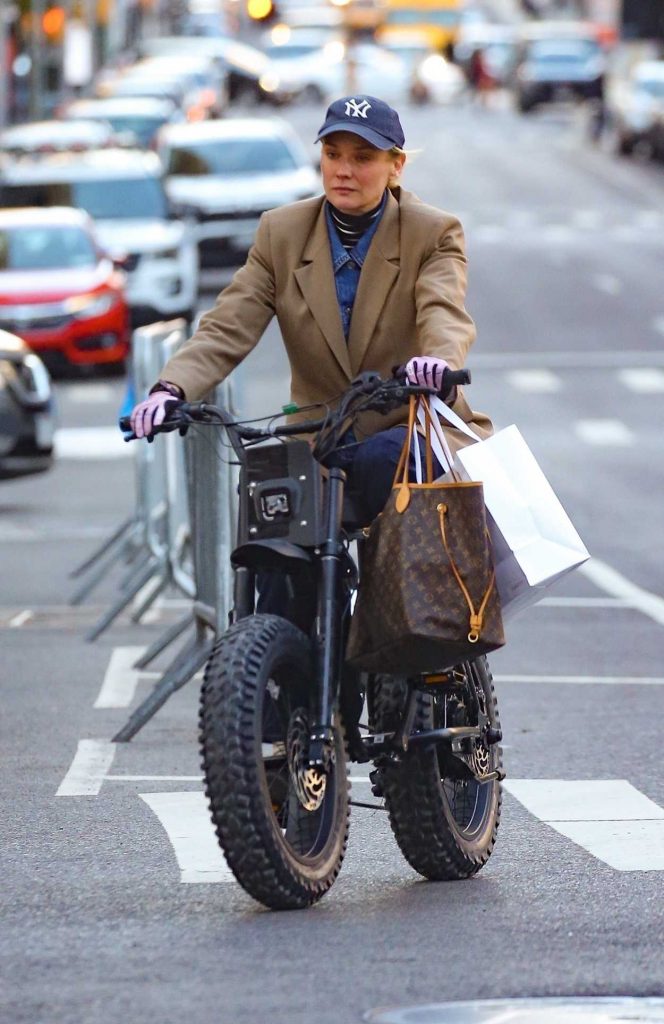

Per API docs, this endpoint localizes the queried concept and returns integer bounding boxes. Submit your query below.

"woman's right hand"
[130,391,181,439]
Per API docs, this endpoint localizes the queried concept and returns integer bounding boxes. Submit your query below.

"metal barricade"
[69,320,191,641]
[113,378,238,742]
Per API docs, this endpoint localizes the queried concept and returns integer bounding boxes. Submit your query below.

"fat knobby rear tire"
[199,614,350,910]
[371,658,502,881]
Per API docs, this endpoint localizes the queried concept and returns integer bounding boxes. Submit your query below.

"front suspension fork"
[309,467,346,768]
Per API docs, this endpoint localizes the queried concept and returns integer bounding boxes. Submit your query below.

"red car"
[0,207,130,372]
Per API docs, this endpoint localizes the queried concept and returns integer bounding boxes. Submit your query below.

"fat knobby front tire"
[370,657,502,881]
[199,614,350,910]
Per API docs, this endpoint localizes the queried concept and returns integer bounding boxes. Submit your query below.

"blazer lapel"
[347,190,400,372]
[293,202,352,380]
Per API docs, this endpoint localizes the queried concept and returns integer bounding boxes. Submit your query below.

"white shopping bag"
[417,397,590,619]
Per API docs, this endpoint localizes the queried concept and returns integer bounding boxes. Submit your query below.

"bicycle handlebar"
[119,366,471,443]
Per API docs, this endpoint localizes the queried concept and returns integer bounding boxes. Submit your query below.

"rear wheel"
[199,614,350,910]
[369,658,502,880]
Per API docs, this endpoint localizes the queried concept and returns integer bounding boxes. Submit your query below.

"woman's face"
[320,132,405,215]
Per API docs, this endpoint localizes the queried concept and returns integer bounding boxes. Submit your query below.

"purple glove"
[130,391,180,439]
[405,356,449,392]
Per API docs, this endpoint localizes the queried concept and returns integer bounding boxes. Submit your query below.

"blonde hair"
[388,145,409,188]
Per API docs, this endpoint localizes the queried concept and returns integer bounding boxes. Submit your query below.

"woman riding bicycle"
[130,93,493,527]
[130,95,504,909]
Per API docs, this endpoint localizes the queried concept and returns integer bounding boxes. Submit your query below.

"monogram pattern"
[347,482,505,674]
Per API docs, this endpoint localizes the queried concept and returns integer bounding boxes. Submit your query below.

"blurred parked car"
[138,36,270,104]
[0,119,118,158]
[62,97,184,149]
[0,150,199,325]
[606,60,664,157]
[158,118,319,268]
[514,35,606,112]
[259,41,410,105]
[109,56,229,120]
[0,207,129,373]
[0,330,54,478]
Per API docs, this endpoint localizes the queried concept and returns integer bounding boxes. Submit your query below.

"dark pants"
[257,426,442,625]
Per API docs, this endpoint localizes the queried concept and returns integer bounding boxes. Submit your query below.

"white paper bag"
[419,397,590,619]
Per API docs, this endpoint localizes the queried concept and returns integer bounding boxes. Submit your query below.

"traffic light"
[42,4,66,42]
[246,0,278,22]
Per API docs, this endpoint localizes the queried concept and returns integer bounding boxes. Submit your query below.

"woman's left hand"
[405,356,449,391]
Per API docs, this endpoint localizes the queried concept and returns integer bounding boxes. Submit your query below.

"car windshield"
[265,44,321,59]
[529,40,598,62]
[103,115,165,146]
[166,137,298,175]
[0,226,97,270]
[0,176,168,220]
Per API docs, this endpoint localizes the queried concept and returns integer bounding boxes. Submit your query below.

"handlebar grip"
[119,415,131,433]
[443,368,471,389]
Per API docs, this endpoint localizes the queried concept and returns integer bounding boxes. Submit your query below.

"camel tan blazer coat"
[159,186,493,450]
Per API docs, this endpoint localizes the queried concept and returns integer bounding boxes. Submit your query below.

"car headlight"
[64,293,115,319]
[259,73,281,93]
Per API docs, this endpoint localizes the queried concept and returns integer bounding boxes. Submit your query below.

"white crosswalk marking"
[574,419,634,446]
[504,780,664,871]
[505,369,561,393]
[617,368,664,393]
[56,739,116,796]
[94,647,152,709]
[140,791,235,884]
[54,427,132,460]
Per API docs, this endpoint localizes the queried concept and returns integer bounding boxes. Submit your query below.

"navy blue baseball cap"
[315,95,405,150]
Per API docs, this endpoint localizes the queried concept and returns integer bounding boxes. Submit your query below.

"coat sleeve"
[157,213,276,400]
[414,215,476,369]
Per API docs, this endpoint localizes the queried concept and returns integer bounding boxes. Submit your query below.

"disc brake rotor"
[287,710,327,812]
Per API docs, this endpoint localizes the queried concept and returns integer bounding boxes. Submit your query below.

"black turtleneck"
[328,194,385,251]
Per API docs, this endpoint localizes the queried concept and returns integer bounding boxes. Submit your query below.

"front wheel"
[370,658,502,880]
[199,614,350,910]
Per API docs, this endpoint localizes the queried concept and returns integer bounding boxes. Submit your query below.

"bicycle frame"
[229,434,353,770]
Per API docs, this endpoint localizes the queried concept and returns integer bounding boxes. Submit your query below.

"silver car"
[158,117,320,268]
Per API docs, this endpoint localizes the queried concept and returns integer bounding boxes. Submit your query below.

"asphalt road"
[3,95,664,1024]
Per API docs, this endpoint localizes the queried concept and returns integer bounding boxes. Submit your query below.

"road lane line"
[54,427,132,460]
[574,419,634,446]
[56,739,116,796]
[61,384,115,403]
[94,647,148,709]
[504,780,664,871]
[105,774,375,783]
[108,775,204,782]
[617,368,664,393]
[472,351,664,369]
[9,609,33,628]
[505,370,561,393]
[495,675,664,685]
[140,792,235,884]
[579,558,664,626]
[592,273,622,295]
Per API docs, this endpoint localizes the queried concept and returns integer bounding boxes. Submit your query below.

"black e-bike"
[122,369,503,910]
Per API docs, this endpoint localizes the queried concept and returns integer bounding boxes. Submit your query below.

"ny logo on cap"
[344,98,371,119]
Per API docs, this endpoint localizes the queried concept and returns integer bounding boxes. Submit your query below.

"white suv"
[0,149,198,325]
[157,117,320,268]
